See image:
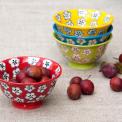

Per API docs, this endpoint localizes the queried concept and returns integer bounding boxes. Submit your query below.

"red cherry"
[41,67,50,77]
[110,77,122,92]
[16,71,27,82]
[119,54,122,63]
[80,80,94,95]
[26,66,42,80]
[67,84,82,100]
[70,76,82,85]
[21,77,37,83]
[40,76,50,82]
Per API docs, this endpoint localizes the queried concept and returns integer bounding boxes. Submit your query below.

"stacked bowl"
[53,9,114,70]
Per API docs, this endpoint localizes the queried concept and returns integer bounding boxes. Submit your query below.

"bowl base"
[12,101,43,110]
[68,62,96,70]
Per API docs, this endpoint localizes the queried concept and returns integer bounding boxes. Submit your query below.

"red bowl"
[0,56,62,109]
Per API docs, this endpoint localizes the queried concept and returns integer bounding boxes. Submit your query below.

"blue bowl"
[53,24,113,46]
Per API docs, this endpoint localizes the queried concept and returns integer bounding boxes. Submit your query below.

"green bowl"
[53,33,112,70]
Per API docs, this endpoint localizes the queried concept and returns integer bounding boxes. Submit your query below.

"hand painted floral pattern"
[83,49,91,55]
[13,68,20,78]
[4,90,13,98]
[0,62,6,71]
[88,29,96,35]
[25,93,36,100]
[63,11,71,20]
[75,30,83,36]
[60,45,69,53]
[88,39,97,45]
[57,34,64,41]
[3,72,9,81]
[25,85,35,92]
[56,14,61,22]
[78,9,87,17]
[71,47,80,53]
[9,58,20,68]
[92,11,100,19]
[43,59,52,69]
[66,39,75,44]
[12,87,22,95]
[81,58,91,63]
[1,82,9,89]
[64,27,71,35]
[90,21,97,27]
[76,38,86,45]
[72,54,81,62]
[104,15,110,23]
[28,57,40,65]
[37,85,47,93]
[36,95,45,101]
[78,18,86,26]
[14,97,24,103]
[99,31,104,35]
[66,21,73,26]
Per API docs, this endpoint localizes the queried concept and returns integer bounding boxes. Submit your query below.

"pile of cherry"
[67,76,94,100]
[100,54,122,92]
[11,66,51,83]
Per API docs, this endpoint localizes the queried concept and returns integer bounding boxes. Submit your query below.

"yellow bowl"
[53,9,114,37]
[53,32,112,70]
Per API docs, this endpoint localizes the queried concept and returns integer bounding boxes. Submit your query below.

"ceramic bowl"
[53,33,112,70]
[0,56,62,109]
[53,9,114,36]
[53,24,113,45]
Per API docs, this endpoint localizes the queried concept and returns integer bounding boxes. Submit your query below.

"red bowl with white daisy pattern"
[0,56,62,109]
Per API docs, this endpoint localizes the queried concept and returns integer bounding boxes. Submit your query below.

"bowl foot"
[68,62,96,70]
[12,101,43,110]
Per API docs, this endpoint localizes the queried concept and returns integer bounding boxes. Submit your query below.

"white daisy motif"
[1,82,9,89]
[76,38,86,45]
[4,90,13,99]
[63,11,71,20]
[25,93,36,100]
[88,29,96,35]
[92,11,100,19]
[88,39,97,45]
[83,49,91,55]
[55,66,60,75]
[56,14,61,22]
[25,85,35,92]
[104,15,110,23]
[0,62,6,71]
[3,72,9,81]
[12,87,22,95]
[14,97,24,103]
[64,27,71,35]
[36,95,45,101]
[57,34,64,41]
[13,68,20,78]
[43,59,52,69]
[37,85,47,93]
[9,58,20,68]
[78,9,87,17]
[61,45,69,53]
[75,30,83,36]
[66,21,74,26]
[72,54,81,62]
[66,39,75,44]
[71,47,80,53]
[90,21,97,27]
[78,18,86,26]
[28,57,40,65]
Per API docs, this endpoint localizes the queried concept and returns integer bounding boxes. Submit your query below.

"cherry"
[41,67,50,77]
[110,77,122,92]
[40,76,50,82]
[21,77,37,83]
[67,84,82,100]
[16,71,27,82]
[70,76,82,85]
[80,79,94,95]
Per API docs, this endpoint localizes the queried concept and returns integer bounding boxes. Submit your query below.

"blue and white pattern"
[28,57,40,65]
[74,30,83,36]
[37,85,47,93]
[3,72,9,81]
[25,93,36,100]
[4,90,13,99]
[88,29,96,35]
[0,62,6,71]
[66,21,73,26]
[56,14,61,22]
[64,27,71,35]
[78,18,86,26]
[43,59,52,69]
[14,97,24,103]
[13,68,20,78]
[1,82,9,89]
[63,11,71,20]
[25,85,35,92]
[92,11,100,19]
[12,87,22,95]
[9,58,20,68]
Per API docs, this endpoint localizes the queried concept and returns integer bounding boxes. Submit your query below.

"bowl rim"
[53,24,113,39]
[0,56,62,86]
[53,33,112,48]
[53,9,114,29]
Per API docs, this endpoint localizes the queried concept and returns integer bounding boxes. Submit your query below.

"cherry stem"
[113,57,118,60]
[87,75,92,79]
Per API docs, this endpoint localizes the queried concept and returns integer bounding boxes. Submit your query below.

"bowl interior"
[0,56,61,83]
[54,9,113,28]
